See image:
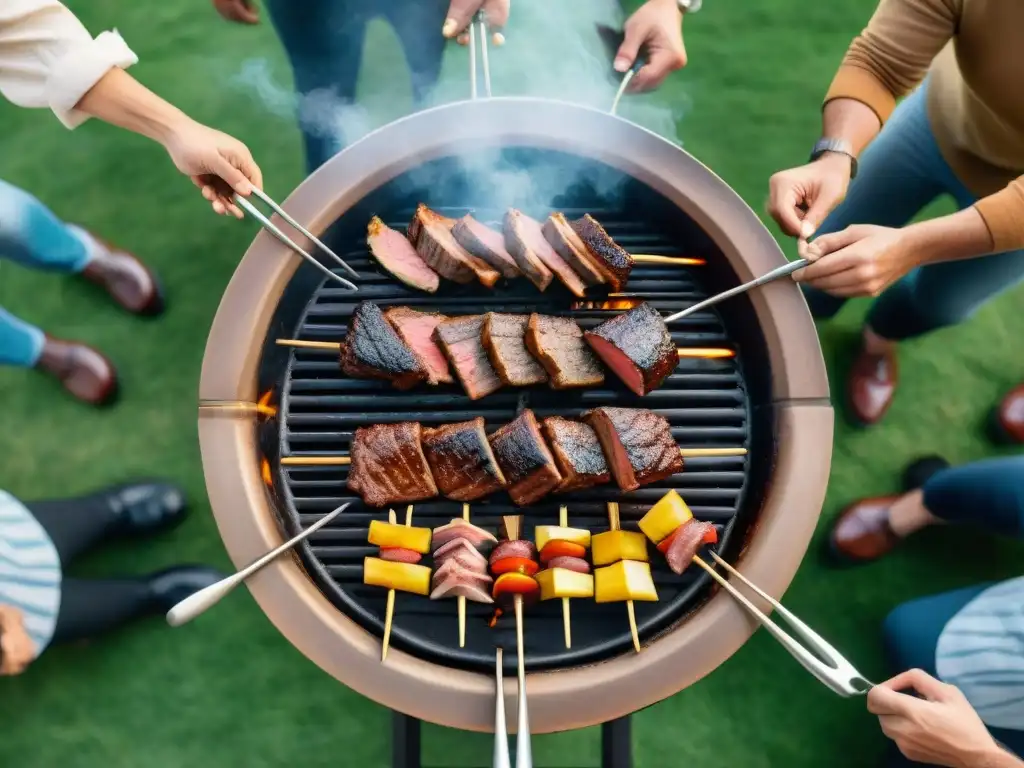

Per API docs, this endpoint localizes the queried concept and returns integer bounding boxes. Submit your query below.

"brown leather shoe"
[828,496,901,564]
[80,232,164,316]
[993,385,1024,444]
[35,336,118,406]
[847,343,898,426]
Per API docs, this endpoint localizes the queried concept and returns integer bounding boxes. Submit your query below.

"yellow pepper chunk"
[363,557,431,596]
[536,568,595,601]
[638,490,694,544]
[594,560,658,603]
[535,525,592,552]
[367,520,432,554]
[591,530,648,566]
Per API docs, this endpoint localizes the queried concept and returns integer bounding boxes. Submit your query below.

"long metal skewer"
[478,15,492,98]
[514,595,532,768]
[166,502,351,626]
[663,258,810,324]
[493,648,511,768]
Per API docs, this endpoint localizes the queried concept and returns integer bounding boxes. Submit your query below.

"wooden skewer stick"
[558,504,572,650]
[458,502,470,649]
[381,504,415,662]
[281,446,747,467]
[607,502,641,654]
[632,254,706,266]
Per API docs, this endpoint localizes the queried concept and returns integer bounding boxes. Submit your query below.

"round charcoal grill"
[199,98,833,734]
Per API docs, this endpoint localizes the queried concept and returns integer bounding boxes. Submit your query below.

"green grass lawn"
[1,1,1021,766]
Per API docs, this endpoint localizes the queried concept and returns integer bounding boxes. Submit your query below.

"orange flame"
[677,347,736,359]
[260,457,273,487]
[570,298,644,311]
[257,389,278,418]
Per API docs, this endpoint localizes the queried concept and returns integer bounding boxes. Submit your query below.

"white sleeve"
[0,0,138,129]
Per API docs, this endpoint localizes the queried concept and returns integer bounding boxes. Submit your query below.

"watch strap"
[810,138,858,179]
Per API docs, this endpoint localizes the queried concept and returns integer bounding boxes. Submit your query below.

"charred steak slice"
[384,306,453,385]
[524,314,604,389]
[421,418,508,501]
[584,407,682,492]
[481,313,548,387]
[571,214,634,291]
[504,209,587,297]
[585,302,679,396]
[346,422,439,507]
[434,315,504,400]
[541,416,611,493]
[366,216,440,293]
[488,409,563,506]
[502,209,554,290]
[339,302,428,390]
[409,204,501,287]
[452,215,520,278]
[542,213,605,287]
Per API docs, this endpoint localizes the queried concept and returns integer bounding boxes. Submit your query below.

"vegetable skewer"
[280,446,746,466]
[534,506,594,649]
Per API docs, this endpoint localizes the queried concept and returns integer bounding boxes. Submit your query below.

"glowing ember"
[257,389,278,418]
[260,457,273,487]
[676,347,736,359]
[570,298,643,311]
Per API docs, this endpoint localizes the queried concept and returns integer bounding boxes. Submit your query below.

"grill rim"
[197,97,832,733]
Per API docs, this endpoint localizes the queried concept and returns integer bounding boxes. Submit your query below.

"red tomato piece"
[539,540,587,564]
[491,556,539,577]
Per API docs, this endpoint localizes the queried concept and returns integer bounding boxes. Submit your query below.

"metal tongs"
[234,187,360,291]
[695,552,873,697]
[468,10,493,100]
[493,646,532,768]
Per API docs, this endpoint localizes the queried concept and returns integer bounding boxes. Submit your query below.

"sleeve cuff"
[824,65,897,126]
[46,30,138,129]
[974,181,1024,253]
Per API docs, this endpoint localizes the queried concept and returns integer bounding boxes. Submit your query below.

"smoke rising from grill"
[233,0,691,214]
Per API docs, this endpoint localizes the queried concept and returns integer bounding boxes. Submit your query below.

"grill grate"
[261,169,769,673]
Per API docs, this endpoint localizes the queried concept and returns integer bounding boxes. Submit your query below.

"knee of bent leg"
[882,601,937,675]
[0,179,36,239]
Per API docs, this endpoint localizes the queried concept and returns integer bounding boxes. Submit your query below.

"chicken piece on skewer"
[430,508,497,648]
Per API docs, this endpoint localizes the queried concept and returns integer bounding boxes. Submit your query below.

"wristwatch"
[677,0,702,13]
[810,138,859,179]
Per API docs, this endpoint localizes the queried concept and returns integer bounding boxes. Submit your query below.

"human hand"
[768,153,852,239]
[443,0,510,45]
[867,669,1009,768]
[614,0,687,91]
[0,606,36,676]
[161,119,264,218]
[211,0,259,24]
[791,224,920,297]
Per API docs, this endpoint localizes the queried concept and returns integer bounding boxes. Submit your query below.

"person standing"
[765,0,1024,427]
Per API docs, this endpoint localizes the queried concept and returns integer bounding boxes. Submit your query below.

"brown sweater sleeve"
[824,0,961,124]
[974,179,1024,253]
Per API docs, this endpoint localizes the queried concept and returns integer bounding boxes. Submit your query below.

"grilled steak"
[452,215,520,278]
[422,418,508,501]
[366,216,439,293]
[431,518,498,550]
[584,407,682,491]
[409,204,501,287]
[488,409,563,506]
[384,306,453,386]
[542,213,605,287]
[585,302,679,396]
[339,302,428,390]
[663,520,716,575]
[504,209,587,297]
[434,315,504,400]
[481,313,548,387]
[524,314,605,389]
[541,416,611,493]
[501,209,554,290]
[571,214,634,291]
[346,422,439,507]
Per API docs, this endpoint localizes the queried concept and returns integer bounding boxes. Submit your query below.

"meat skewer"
[585,302,678,396]
[638,489,719,575]
[594,501,657,653]
[488,409,564,506]
[535,505,594,649]
[363,505,432,661]
[430,506,497,647]
[421,418,508,502]
[408,204,501,288]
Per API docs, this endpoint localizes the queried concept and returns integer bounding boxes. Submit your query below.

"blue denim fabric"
[0,179,93,367]
[801,83,1024,340]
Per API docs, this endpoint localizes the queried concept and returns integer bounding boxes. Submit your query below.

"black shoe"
[89,481,188,536]
[146,565,225,614]
[901,455,950,493]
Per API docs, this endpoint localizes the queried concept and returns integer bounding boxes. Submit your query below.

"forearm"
[902,207,995,266]
[74,67,191,146]
[821,97,883,157]
[976,744,1024,768]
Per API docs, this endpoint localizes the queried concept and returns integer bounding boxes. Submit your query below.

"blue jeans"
[264,0,448,173]
[882,456,1024,765]
[803,84,1024,340]
[0,180,95,367]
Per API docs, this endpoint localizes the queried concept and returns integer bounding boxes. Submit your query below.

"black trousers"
[26,494,153,645]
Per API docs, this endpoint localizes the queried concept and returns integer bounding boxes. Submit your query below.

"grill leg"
[601,716,632,768]
[392,711,422,768]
